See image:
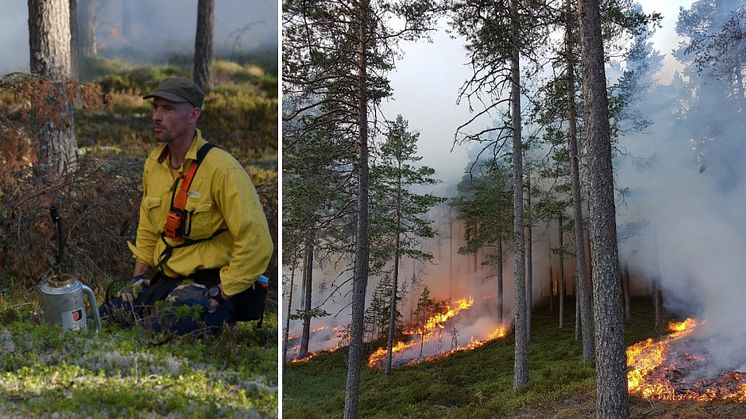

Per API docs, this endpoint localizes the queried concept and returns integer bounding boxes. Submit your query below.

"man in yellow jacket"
[102,77,273,333]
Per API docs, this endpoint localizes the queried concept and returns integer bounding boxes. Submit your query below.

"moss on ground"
[0,298,277,418]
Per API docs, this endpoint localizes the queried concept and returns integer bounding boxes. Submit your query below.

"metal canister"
[39,275,101,332]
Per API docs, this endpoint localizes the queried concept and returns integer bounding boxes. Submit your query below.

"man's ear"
[189,107,201,124]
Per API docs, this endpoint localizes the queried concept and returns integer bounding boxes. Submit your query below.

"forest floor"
[283,298,746,418]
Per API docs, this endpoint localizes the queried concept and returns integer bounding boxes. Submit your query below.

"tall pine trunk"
[578,0,629,416]
[193,0,214,93]
[385,158,403,376]
[299,238,314,358]
[559,213,565,328]
[525,172,532,341]
[510,0,529,391]
[344,2,370,416]
[283,259,298,367]
[78,0,96,57]
[497,239,504,324]
[565,0,593,362]
[68,0,78,80]
[28,0,78,175]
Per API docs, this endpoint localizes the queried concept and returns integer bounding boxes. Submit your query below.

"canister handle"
[81,285,101,332]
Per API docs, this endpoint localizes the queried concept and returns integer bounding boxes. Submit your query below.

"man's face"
[151,97,199,143]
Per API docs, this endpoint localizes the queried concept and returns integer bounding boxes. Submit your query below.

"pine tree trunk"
[68,0,78,80]
[193,0,214,93]
[28,0,78,176]
[497,239,504,325]
[566,0,593,362]
[299,238,314,358]
[578,0,629,416]
[78,0,96,57]
[559,213,565,329]
[526,172,532,341]
[549,262,554,313]
[385,158,403,376]
[344,2,370,416]
[283,259,298,367]
[510,0,529,391]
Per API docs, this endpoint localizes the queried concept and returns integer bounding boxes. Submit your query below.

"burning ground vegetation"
[288,296,510,368]
[627,318,746,402]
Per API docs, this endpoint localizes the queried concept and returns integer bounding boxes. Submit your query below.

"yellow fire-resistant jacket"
[128,129,273,296]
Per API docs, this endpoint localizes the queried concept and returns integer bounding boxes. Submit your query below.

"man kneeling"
[101,78,273,334]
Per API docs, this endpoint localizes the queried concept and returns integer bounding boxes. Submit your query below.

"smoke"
[0,0,277,74]
[614,36,746,376]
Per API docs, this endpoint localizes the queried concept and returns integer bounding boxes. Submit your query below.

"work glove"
[120,273,150,304]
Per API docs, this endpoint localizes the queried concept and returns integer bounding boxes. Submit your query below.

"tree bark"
[299,237,314,358]
[193,0,214,93]
[385,153,403,376]
[578,0,629,416]
[624,266,632,320]
[565,0,594,362]
[526,171,532,341]
[68,0,78,80]
[344,2,370,416]
[497,239,504,325]
[283,259,298,368]
[28,0,78,175]
[510,0,529,392]
[559,213,565,329]
[78,0,96,58]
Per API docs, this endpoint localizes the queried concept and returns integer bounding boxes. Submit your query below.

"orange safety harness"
[153,143,226,274]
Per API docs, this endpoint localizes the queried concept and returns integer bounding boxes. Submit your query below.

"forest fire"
[367,297,508,368]
[288,325,347,363]
[627,318,746,401]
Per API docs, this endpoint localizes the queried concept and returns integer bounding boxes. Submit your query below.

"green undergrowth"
[283,298,659,419]
[0,298,278,418]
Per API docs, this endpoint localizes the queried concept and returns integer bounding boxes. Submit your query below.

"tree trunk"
[497,238,504,325]
[510,0,529,392]
[283,258,298,368]
[385,156,403,376]
[621,263,630,321]
[78,0,96,57]
[565,0,594,362]
[193,0,214,93]
[68,0,78,80]
[526,171,532,341]
[449,207,453,302]
[343,2,370,417]
[624,266,632,320]
[559,213,565,329]
[578,0,629,416]
[549,262,554,313]
[299,238,314,358]
[28,0,78,176]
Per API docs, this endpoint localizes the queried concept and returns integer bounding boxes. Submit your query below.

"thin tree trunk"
[283,258,298,368]
[69,0,78,80]
[343,2,370,416]
[559,213,565,329]
[549,262,554,313]
[497,239,504,325]
[193,0,215,92]
[510,0,528,391]
[78,0,96,57]
[28,0,78,175]
[299,238,314,358]
[566,0,593,362]
[578,0,629,416]
[449,207,453,302]
[385,156,404,376]
[526,171,532,341]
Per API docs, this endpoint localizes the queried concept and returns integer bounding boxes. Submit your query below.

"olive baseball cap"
[143,77,204,108]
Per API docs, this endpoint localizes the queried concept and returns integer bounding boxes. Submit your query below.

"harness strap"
[169,143,217,213]
[153,228,227,275]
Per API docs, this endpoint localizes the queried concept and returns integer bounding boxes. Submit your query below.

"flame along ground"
[627,318,746,401]
[367,296,509,368]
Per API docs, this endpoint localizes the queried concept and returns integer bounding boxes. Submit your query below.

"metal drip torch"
[38,203,101,332]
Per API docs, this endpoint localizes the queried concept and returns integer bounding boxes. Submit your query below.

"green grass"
[0,297,278,418]
[283,298,660,418]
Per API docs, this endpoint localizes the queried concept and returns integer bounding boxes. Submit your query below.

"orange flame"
[627,318,746,401]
